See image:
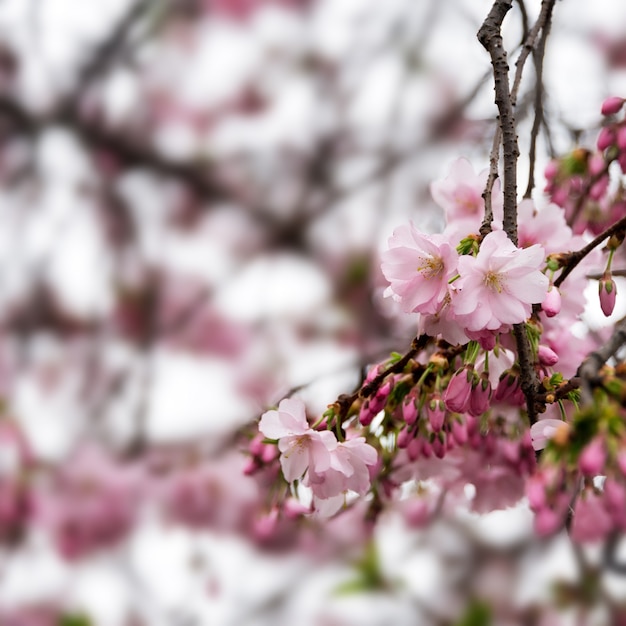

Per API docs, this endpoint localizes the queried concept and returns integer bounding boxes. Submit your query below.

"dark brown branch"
[478,0,519,243]
[334,334,430,421]
[554,214,626,289]
[71,0,152,93]
[577,316,626,386]
[524,1,556,198]
[479,1,547,424]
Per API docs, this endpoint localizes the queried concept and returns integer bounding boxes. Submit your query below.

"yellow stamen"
[417,256,444,279]
[484,271,504,293]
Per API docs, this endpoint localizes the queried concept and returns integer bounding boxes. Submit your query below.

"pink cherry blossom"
[530,419,570,451]
[451,229,549,332]
[305,437,377,499]
[381,223,458,315]
[430,157,503,229]
[259,397,337,482]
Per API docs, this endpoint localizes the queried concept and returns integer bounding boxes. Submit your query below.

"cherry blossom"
[381,224,458,315]
[451,229,549,332]
[430,157,503,230]
[259,397,337,482]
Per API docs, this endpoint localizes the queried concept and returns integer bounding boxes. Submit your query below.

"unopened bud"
[538,345,559,367]
[597,126,615,151]
[601,96,625,116]
[599,275,617,317]
[579,437,606,476]
[542,287,561,318]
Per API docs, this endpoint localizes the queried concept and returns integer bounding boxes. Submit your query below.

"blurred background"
[0,0,625,624]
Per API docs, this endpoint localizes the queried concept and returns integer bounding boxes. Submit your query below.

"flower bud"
[597,126,616,151]
[451,419,468,445]
[599,274,617,317]
[426,394,446,432]
[544,160,559,180]
[538,345,559,367]
[618,125,626,151]
[443,367,473,413]
[579,437,606,476]
[407,438,421,461]
[283,498,311,519]
[468,376,491,417]
[534,507,564,537]
[397,426,412,449]
[358,401,375,426]
[402,394,418,425]
[401,498,432,528]
[431,434,446,459]
[541,286,561,317]
[601,96,625,116]
[619,152,626,174]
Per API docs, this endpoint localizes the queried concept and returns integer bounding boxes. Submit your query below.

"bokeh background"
[0,0,625,624]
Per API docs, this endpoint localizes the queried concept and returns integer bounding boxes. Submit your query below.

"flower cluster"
[259,398,377,515]
[253,101,626,543]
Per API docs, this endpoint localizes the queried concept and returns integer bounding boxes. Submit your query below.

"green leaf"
[58,615,92,626]
[388,351,404,364]
[334,541,386,595]
[454,600,492,626]
[457,237,479,256]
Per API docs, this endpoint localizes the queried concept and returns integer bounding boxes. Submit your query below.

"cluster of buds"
[543,96,626,236]
[529,380,626,541]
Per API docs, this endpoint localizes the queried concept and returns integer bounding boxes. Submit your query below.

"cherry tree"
[0,0,625,624]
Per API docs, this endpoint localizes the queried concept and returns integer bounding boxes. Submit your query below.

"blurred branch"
[70,0,153,95]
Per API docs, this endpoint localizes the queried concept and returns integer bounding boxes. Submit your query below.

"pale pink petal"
[280,442,310,482]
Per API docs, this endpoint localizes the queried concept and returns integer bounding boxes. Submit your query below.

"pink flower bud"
[283,498,311,519]
[426,394,445,432]
[526,475,547,510]
[603,479,626,516]
[618,125,626,151]
[579,437,606,476]
[599,275,617,316]
[589,153,606,175]
[249,435,266,457]
[359,400,375,426]
[544,160,559,180]
[597,126,615,151]
[601,96,625,116]
[420,440,433,459]
[468,377,491,417]
[571,491,613,543]
[401,498,432,528]
[407,437,421,461]
[494,373,520,404]
[431,435,445,459]
[451,419,468,445]
[397,426,412,449]
[402,394,418,425]
[243,458,261,475]
[534,507,564,537]
[443,367,473,413]
[538,345,559,367]
[542,286,561,317]
[260,444,278,463]
[590,176,609,200]
[253,509,279,541]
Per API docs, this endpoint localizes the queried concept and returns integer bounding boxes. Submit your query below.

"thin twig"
[554,214,626,289]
